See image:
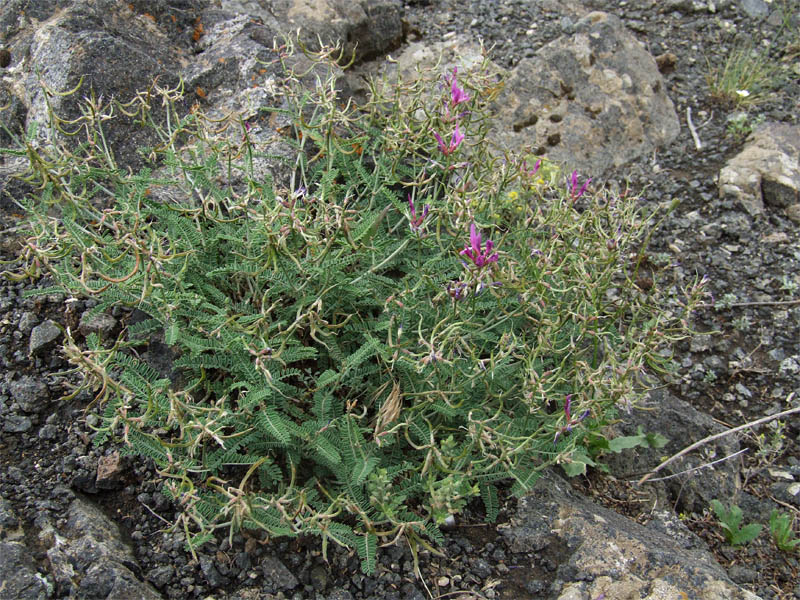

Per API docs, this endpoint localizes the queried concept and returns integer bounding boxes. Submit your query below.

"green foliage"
[710,500,763,546]
[706,40,784,107]
[769,509,800,553]
[4,39,706,573]
[725,112,765,140]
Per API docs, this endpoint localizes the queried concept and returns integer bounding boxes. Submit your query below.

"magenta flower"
[447,67,470,107]
[553,394,590,444]
[433,123,465,156]
[568,170,592,202]
[460,223,499,269]
[407,194,429,233]
[523,158,541,178]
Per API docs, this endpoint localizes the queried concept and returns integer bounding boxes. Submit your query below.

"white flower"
[736,89,750,97]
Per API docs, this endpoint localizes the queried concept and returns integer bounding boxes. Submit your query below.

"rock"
[95,451,124,490]
[146,565,174,588]
[78,310,117,338]
[218,0,403,63]
[739,0,770,18]
[38,424,58,440]
[603,388,741,513]
[0,80,26,148]
[762,232,789,243]
[492,12,679,175]
[9,376,50,413]
[19,0,185,172]
[62,497,137,569]
[310,564,328,590]
[786,203,800,224]
[36,495,162,599]
[353,34,490,94]
[17,312,38,334]
[655,51,677,74]
[3,414,33,433]
[29,319,61,355]
[260,554,298,592]
[718,122,800,216]
[0,496,22,540]
[199,553,229,588]
[771,481,800,507]
[78,557,161,600]
[470,557,492,579]
[0,541,50,600]
[501,470,761,599]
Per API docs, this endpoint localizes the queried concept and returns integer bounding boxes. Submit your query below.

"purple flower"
[447,280,468,301]
[433,123,465,156]
[568,170,592,202]
[447,67,470,107]
[407,194,430,233]
[460,223,499,269]
[523,158,541,177]
[554,394,590,444]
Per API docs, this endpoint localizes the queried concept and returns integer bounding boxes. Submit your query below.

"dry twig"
[637,397,799,486]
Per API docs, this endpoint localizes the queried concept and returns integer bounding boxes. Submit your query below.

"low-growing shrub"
[3,41,705,573]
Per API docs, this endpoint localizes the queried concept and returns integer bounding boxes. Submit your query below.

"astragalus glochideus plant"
[3,40,707,574]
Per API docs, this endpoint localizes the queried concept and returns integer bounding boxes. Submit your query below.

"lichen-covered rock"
[493,11,679,175]
[78,310,117,338]
[21,0,186,172]
[500,470,761,600]
[0,541,50,600]
[718,122,800,216]
[603,388,742,513]
[41,496,162,599]
[216,0,403,63]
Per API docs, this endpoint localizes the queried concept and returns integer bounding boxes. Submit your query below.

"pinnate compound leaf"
[510,466,542,497]
[256,408,292,444]
[314,435,342,466]
[351,456,379,485]
[316,369,339,389]
[357,533,378,575]
[480,484,499,523]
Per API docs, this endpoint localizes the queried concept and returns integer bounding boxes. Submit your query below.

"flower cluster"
[433,67,470,156]
[460,223,498,269]
[568,170,591,203]
[433,124,464,156]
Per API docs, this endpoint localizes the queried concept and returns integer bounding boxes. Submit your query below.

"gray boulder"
[718,122,800,216]
[78,310,117,338]
[492,11,679,175]
[18,0,185,172]
[216,0,403,63]
[603,388,742,514]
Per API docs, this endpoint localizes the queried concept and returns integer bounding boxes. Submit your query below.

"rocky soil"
[1,0,799,599]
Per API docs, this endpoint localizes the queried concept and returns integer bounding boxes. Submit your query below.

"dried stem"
[637,397,799,486]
